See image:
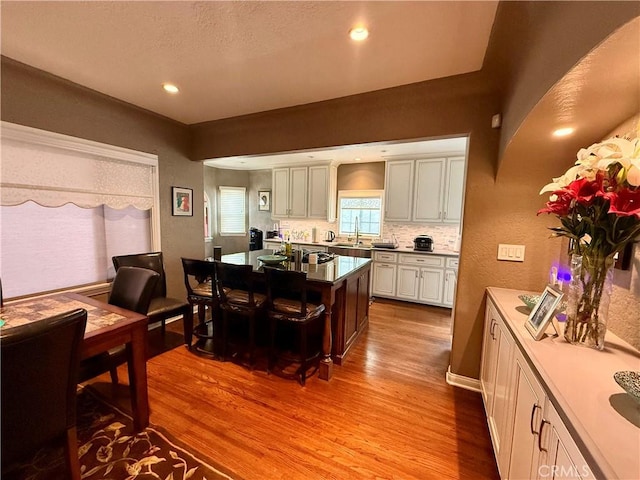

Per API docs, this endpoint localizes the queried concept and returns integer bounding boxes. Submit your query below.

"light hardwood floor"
[91,298,499,480]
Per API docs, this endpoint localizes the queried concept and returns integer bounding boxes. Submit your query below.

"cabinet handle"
[489,319,496,339]
[439,211,442,218]
[530,403,541,435]
[537,419,550,452]
[444,211,447,219]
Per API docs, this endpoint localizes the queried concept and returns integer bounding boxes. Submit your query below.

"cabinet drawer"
[399,254,444,267]
[446,257,459,269]
[374,251,398,263]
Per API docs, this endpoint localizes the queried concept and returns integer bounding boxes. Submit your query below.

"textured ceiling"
[1,1,498,125]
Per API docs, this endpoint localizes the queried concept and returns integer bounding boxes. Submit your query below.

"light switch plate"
[498,244,525,262]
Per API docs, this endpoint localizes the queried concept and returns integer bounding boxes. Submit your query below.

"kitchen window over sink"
[337,190,383,238]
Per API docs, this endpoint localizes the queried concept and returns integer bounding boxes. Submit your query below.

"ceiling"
[1,1,496,169]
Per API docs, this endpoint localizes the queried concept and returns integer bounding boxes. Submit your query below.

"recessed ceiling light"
[162,83,179,94]
[354,157,362,162]
[349,26,369,41]
[553,127,574,137]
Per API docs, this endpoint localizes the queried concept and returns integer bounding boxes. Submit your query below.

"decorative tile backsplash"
[257,219,461,252]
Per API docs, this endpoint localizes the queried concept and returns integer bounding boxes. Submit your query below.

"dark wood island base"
[216,249,372,380]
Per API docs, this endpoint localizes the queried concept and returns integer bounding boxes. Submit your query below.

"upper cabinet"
[384,156,465,224]
[272,164,337,221]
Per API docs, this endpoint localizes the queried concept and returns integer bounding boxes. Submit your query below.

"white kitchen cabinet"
[482,290,603,480]
[384,160,414,221]
[372,262,397,297]
[417,267,443,304]
[443,157,465,223]
[272,167,308,218]
[480,301,515,478]
[443,269,457,306]
[308,164,337,221]
[396,265,420,300]
[413,158,445,222]
[384,156,465,224]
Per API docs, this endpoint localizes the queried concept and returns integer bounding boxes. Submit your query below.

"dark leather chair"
[112,252,191,335]
[181,258,222,354]
[264,267,325,385]
[1,308,88,480]
[215,261,267,367]
[79,266,160,383]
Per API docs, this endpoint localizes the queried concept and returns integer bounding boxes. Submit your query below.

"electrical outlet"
[498,244,525,262]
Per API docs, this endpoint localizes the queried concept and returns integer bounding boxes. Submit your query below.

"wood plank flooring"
[89,298,499,480]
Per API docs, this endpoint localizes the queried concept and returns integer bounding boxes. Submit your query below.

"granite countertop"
[263,238,459,257]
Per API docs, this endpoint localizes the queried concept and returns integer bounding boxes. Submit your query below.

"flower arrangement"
[538,133,640,348]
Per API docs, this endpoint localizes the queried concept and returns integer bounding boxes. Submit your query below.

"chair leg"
[109,365,119,385]
[183,304,194,350]
[249,312,256,369]
[222,310,229,361]
[66,426,81,480]
[267,316,276,374]
[300,324,308,386]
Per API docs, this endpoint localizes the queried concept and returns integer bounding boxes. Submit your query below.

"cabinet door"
[508,350,547,480]
[396,265,420,300]
[272,168,290,217]
[308,165,328,219]
[539,401,593,480]
[413,158,445,222]
[288,167,308,217]
[480,302,499,411]
[443,269,457,307]
[372,263,397,297]
[384,160,414,221]
[418,267,443,304]
[490,320,515,477]
[443,157,465,223]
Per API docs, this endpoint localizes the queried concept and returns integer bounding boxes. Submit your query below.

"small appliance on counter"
[249,227,264,251]
[324,230,335,242]
[265,223,279,239]
[414,235,434,252]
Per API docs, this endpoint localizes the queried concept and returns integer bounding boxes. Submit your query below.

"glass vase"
[564,253,614,350]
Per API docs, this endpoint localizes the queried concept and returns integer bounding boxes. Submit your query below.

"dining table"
[0,292,150,431]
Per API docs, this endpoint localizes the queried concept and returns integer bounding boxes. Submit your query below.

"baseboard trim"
[446,366,481,392]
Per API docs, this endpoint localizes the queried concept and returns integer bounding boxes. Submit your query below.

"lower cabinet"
[482,294,594,480]
[372,251,457,307]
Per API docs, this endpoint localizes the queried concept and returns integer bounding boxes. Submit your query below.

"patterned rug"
[5,387,238,480]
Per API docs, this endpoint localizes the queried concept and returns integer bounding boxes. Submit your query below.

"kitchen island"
[219,249,372,380]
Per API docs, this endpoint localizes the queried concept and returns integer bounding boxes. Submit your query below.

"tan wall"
[337,162,385,191]
[0,57,203,299]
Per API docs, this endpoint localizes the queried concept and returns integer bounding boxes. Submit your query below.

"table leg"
[126,323,149,431]
[183,304,194,349]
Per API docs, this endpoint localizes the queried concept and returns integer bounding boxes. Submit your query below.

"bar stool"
[181,258,221,356]
[264,267,325,385]
[214,262,267,368]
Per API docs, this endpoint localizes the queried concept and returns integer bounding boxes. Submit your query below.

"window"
[1,202,151,298]
[337,190,383,237]
[219,186,246,235]
[0,122,160,299]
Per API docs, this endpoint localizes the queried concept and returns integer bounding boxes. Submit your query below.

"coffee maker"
[249,227,263,251]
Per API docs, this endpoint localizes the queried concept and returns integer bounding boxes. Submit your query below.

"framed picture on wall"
[172,187,193,216]
[525,285,564,340]
[258,190,271,211]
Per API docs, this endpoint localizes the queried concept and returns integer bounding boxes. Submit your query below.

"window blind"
[219,186,246,235]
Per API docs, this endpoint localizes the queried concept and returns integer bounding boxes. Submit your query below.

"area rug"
[5,387,238,480]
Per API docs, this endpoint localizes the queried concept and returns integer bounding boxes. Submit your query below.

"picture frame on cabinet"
[525,285,563,340]
[258,190,271,211]
[172,187,193,216]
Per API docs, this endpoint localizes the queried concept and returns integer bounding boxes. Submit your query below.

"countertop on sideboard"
[263,239,459,257]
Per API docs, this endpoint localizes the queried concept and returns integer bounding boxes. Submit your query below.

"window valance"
[0,122,158,210]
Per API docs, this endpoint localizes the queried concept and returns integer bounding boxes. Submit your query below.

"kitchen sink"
[334,242,358,247]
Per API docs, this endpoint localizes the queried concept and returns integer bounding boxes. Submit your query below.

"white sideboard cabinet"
[482,287,640,480]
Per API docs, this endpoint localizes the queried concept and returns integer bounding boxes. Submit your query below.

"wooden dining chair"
[1,308,88,480]
[78,266,159,384]
[264,267,325,385]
